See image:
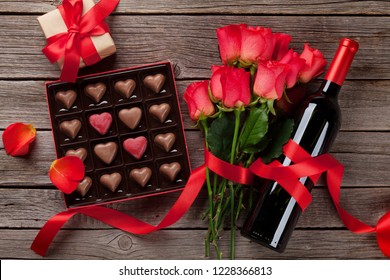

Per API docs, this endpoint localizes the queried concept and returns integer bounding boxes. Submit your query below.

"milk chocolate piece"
[59,119,81,140]
[85,82,106,103]
[114,79,136,99]
[130,167,152,187]
[143,74,166,93]
[76,176,92,197]
[55,90,77,109]
[154,133,176,152]
[159,162,181,182]
[65,147,87,162]
[100,172,122,192]
[118,107,142,130]
[149,103,171,123]
[93,142,118,164]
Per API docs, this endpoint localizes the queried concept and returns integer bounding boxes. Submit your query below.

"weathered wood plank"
[1,130,389,186]
[0,187,388,229]
[0,0,388,15]
[0,15,388,79]
[1,80,390,131]
[0,229,384,259]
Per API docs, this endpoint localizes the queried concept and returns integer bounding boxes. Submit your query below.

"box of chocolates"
[46,62,191,208]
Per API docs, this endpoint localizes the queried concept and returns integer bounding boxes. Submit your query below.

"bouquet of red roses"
[184,24,327,259]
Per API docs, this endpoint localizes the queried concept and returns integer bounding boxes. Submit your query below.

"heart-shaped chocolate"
[84,82,106,103]
[100,172,122,192]
[149,103,171,123]
[118,107,142,130]
[89,112,112,135]
[65,147,87,162]
[59,119,82,140]
[114,79,136,99]
[130,167,152,187]
[76,177,92,197]
[123,136,147,160]
[93,142,118,164]
[55,90,77,109]
[143,74,166,93]
[159,162,181,182]
[154,133,176,152]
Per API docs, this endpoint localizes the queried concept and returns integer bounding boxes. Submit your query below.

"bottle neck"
[320,80,341,98]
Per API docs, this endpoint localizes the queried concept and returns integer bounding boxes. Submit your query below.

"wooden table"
[0,0,389,259]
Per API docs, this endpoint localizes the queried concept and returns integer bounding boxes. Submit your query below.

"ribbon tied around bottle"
[31,139,390,258]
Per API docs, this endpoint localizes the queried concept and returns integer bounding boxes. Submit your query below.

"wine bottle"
[241,38,359,252]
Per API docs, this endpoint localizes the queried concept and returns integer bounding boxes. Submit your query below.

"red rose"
[299,43,328,83]
[254,60,288,100]
[279,49,306,88]
[272,32,292,61]
[210,65,224,101]
[216,24,243,65]
[211,66,251,108]
[184,80,215,121]
[240,25,266,65]
[252,27,275,61]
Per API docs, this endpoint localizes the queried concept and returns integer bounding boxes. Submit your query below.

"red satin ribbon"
[31,140,390,258]
[42,0,119,82]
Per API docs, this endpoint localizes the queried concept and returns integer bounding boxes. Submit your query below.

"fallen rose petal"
[2,122,37,156]
[49,156,85,194]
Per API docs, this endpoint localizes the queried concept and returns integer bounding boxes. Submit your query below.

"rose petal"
[2,123,36,157]
[49,156,85,194]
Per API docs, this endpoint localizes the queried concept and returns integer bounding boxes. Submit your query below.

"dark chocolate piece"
[154,133,176,152]
[149,103,170,123]
[59,119,81,140]
[55,90,77,109]
[159,162,181,182]
[93,142,118,164]
[65,147,87,162]
[130,167,152,187]
[114,79,136,99]
[100,172,122,192]
[76,176,92,196]
[143,74,166,93]
[118,107,142,130]
[85,82,106,103]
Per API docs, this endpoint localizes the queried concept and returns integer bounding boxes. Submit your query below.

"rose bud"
[49,156,85,194]
[279,49,307,88]
[254,60,288,100]
[184,80,215,121]
[217,66,251,108]
[239,25,266,65]
[216,24,243,65]
[299,43,328,83]
[272,32,292,61]
[2,122,37,157]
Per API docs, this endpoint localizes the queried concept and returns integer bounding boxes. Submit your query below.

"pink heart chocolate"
[123,136,147,160]
[89,112,112,135]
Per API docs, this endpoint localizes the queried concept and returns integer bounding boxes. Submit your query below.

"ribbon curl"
[42,0,119,82]
[31,140,390,258]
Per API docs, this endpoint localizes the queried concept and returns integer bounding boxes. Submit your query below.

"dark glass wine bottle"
[241,38,359,252]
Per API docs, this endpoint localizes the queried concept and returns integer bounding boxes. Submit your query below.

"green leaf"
[207,114,235,162]
[260,118,294,163]
[238,106,268,150]
[242,136,271,154]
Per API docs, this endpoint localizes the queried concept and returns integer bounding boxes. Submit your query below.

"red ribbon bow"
[31,140,390,258]
[42,0,119,82]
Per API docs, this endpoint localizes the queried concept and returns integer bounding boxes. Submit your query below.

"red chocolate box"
[45,62,191,208]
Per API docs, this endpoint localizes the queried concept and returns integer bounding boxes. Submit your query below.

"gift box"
[45,61,191,209]
[37,0,118,81]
